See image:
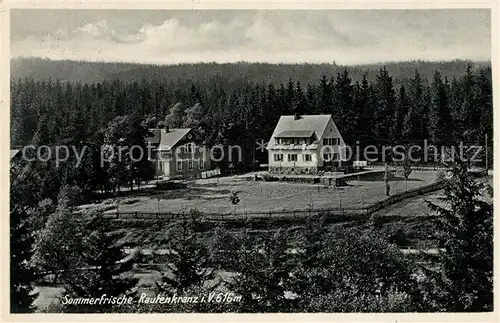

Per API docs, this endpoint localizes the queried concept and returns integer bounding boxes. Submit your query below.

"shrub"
[436,170,446,183]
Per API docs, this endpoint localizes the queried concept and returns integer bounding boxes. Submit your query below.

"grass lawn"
[114,171,438,215]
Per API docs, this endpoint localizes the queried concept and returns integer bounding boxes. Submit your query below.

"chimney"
[294,113,301,120]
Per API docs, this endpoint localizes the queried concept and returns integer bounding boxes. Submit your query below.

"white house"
[266,114,347,174]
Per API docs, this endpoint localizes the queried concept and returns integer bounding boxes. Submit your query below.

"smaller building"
[146,127,211,180]
[266,114,347,174]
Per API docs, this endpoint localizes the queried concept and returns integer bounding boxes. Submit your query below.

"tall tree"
[392,84,409,144]
[427,160,493,311]
[10,167,38,313]
[155,214,217,294]
[126,112,154,189]
[373,67,397,143]
[403,70,425,144]
[333,69,355,144]
[428,71,452,146]
[61,211,139,313]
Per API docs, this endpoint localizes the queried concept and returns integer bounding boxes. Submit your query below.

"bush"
[436,170,446,183]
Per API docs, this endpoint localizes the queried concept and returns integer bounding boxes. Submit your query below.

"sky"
[10,9,491,65]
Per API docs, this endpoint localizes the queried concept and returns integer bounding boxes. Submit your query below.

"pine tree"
[333,69,355,144]
[62,212,139,313]
[224,228,296,312]
[155,214,216,294]
[10,168,38,313]
[428,71,452,146]
[318,74,333,114]
[403,70,424,144]
[426,160,493,311]
[373,67,397,144]
[474,68,492,157]
[353,74,373,142]
[126,112,154,189]
[392,85,409,144]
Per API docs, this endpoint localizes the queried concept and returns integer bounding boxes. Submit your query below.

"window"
[274,154,284,162]
[186,143,193,153]
[323,153,331,162]
[304,154,312,162]
[188,160,193,170]
[323,138,340,146]
[177,161,182,171]
[275,138,280,145]
[288,154,298,162]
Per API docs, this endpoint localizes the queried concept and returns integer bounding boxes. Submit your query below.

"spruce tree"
[373,67,396,144]
[428,71,452,146]
[427,160,493,311]
[62,212,139,313]
[333,69,355,144]
[392,85,409,144]
[403,70,424,144]
[155,214,216,295]
[10,169,38,312]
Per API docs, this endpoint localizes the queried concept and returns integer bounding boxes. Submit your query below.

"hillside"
[10,57,490,85]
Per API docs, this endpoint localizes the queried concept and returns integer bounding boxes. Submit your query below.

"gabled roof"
[267,115,334,149]
[146,128,192,150]
[275,130,315,138]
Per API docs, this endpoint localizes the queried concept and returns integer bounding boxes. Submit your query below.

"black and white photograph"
[5,3,496,318]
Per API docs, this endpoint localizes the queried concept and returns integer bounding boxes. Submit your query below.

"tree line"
[11,63,492,201]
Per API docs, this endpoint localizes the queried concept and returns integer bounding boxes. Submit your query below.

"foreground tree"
[223,227,297,312]
[33,208,138,312]
[61,212,139,313]
[290,227,422,312]
[426,160,493,311]
[10,167,38,313]
[155,214,217,295]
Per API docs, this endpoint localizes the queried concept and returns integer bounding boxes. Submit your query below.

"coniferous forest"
[10,59,493,314]
[11,60,492,202]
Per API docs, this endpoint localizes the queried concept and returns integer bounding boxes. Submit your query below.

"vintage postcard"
[1,1,498,322]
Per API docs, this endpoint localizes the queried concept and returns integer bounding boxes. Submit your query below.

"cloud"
[10,10,491,65]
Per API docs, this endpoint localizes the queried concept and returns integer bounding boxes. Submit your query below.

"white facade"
[267,115,347,173]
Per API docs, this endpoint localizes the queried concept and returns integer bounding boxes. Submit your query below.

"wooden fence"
[105,181,444,222]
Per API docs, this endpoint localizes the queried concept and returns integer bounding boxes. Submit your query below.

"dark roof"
[275,130,315,138]
[146,128,192,150]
